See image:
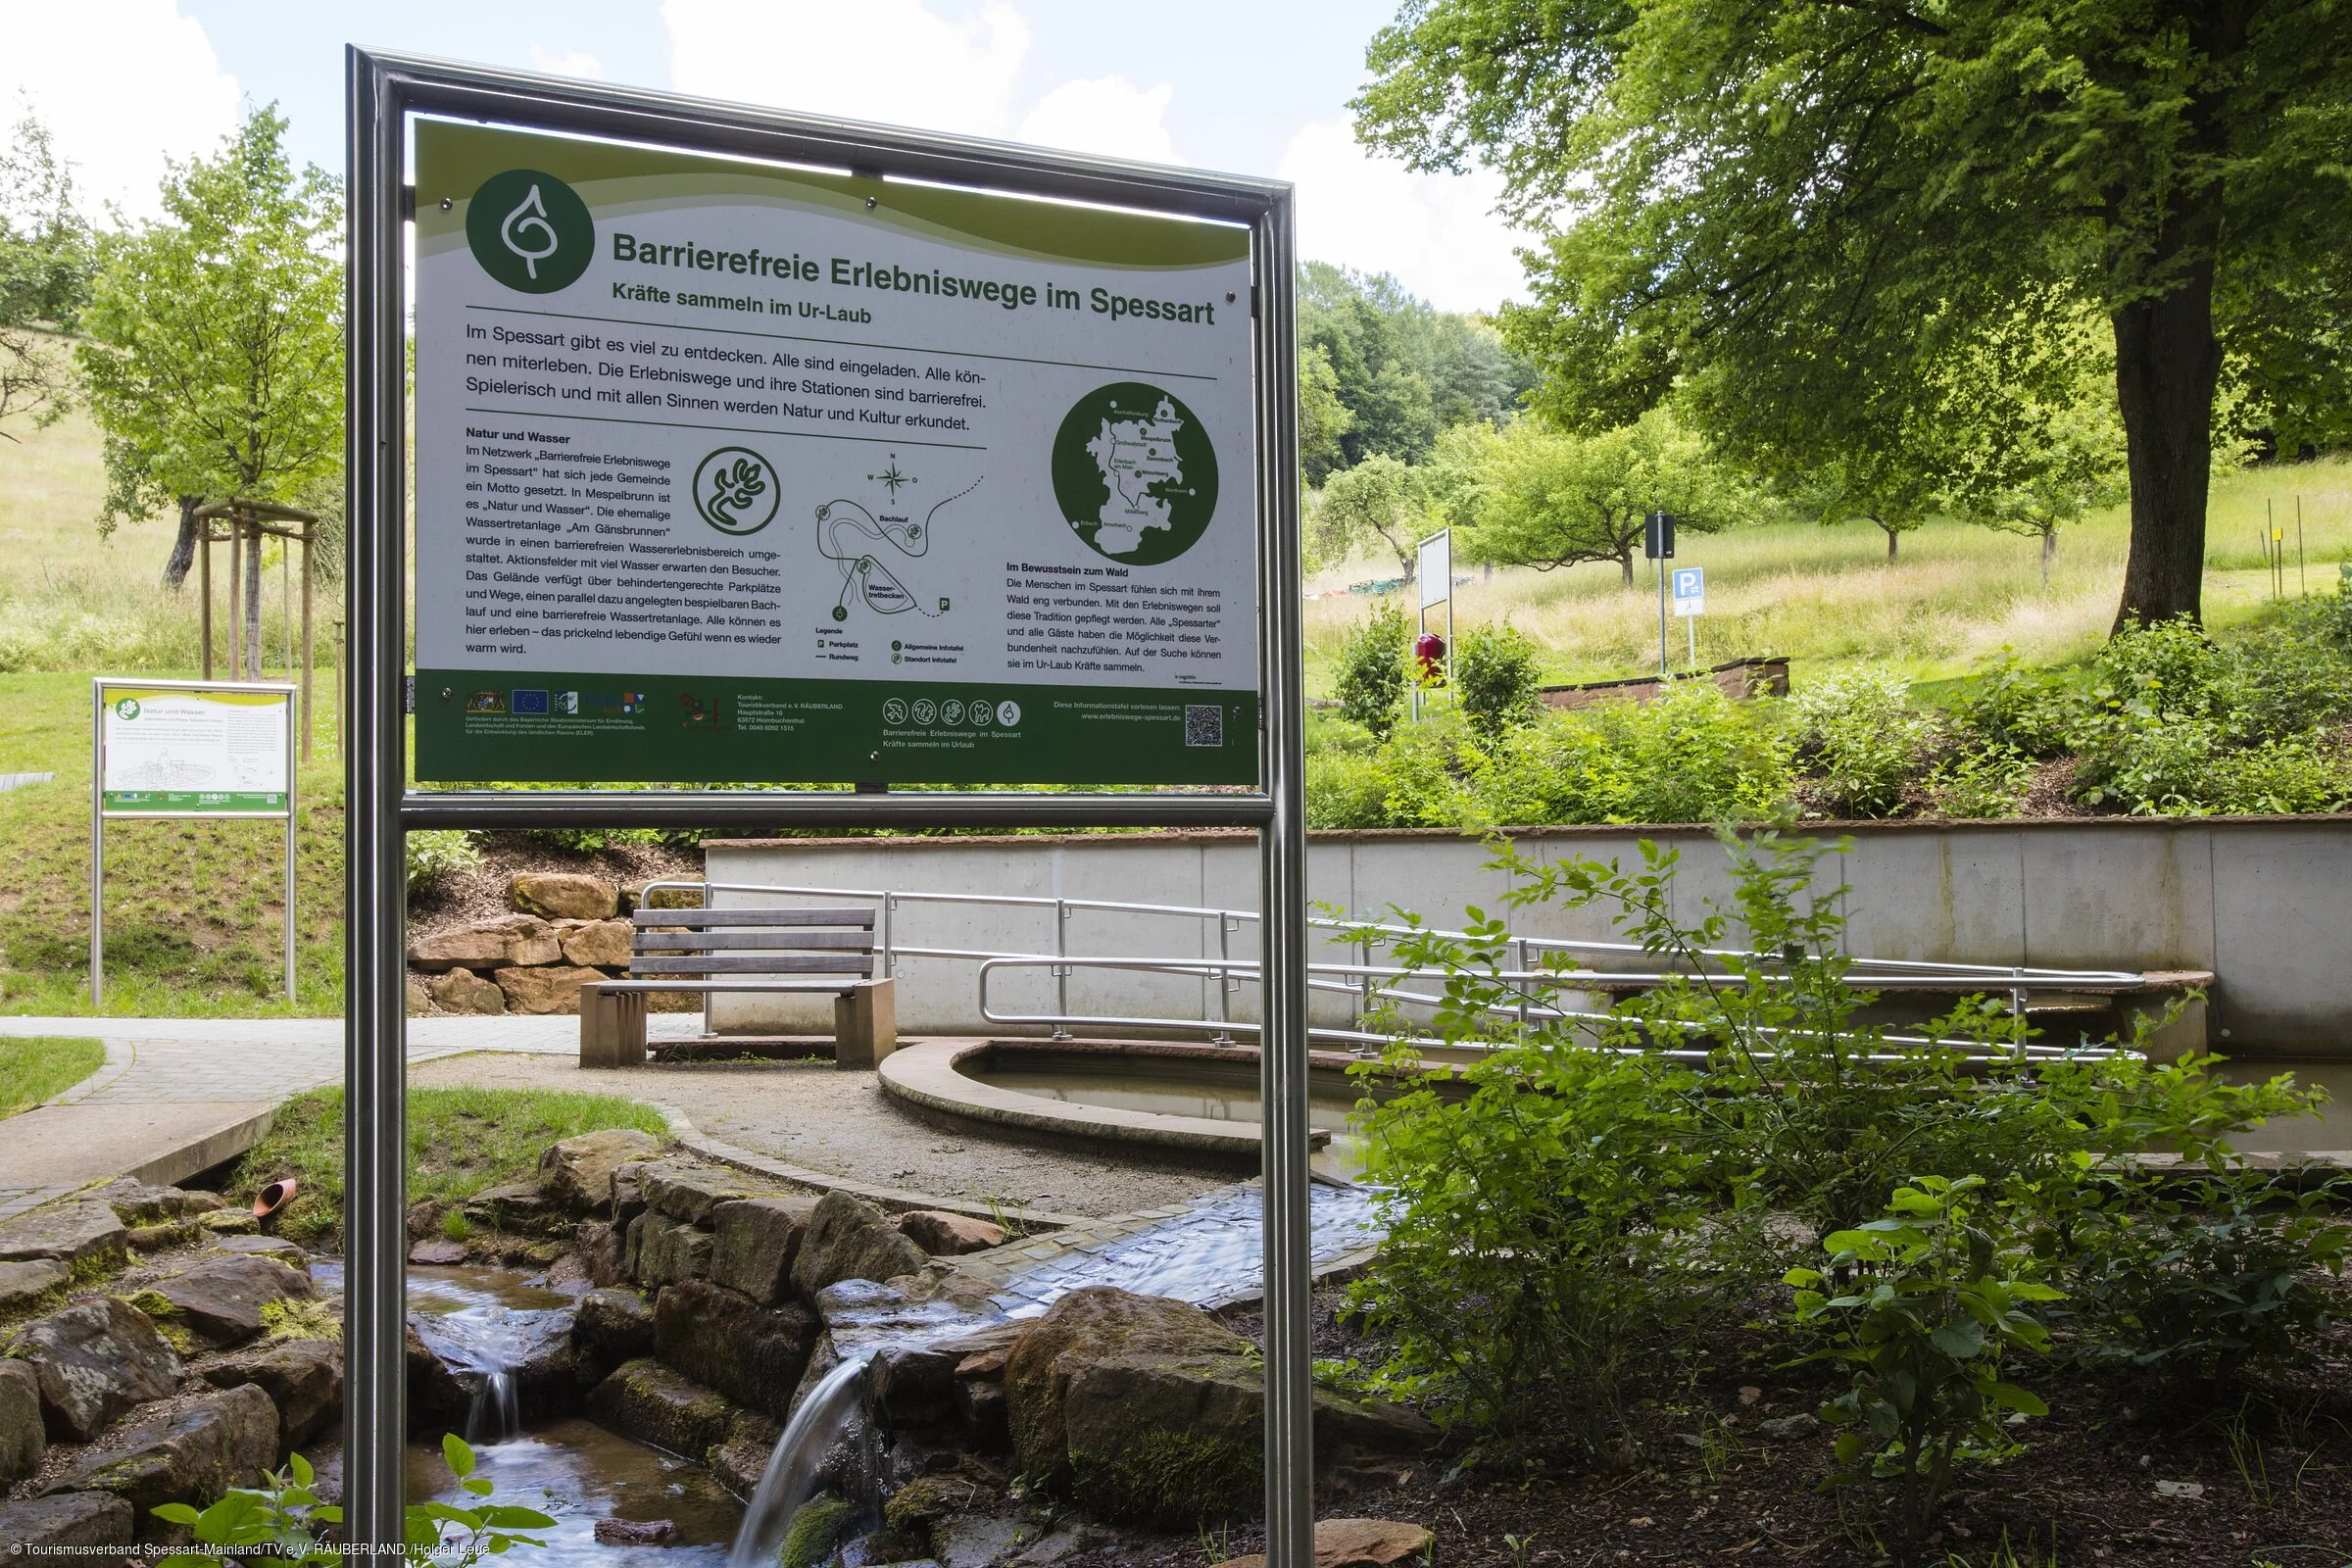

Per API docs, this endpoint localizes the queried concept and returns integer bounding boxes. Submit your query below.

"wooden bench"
[579,906,896,1070]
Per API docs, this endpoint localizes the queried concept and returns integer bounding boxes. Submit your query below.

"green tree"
[76,106,341,625]
[1299,341,1354,486]
[1458,407,1753,586]
[1355,0,2352,631]
[1319,453,1440,583]
[1945,339,2130,585]
[0,111,90,441]
[1300,261,1535,468]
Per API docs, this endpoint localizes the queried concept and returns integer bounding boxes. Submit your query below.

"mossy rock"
[881,1472,975,1535]
[779,1494,854,1568]
[1071,1423,1259,1532]
[117,1291,199,1355]
[1003,1286,1247,1494]
[585,1357,736,1460]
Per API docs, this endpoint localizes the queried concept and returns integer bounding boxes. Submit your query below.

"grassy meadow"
[1303,457,2352,694]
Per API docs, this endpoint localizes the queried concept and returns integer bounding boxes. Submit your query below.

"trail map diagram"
[1085,395,1186,557]
[814,473,981,621]
[113,756,219,789]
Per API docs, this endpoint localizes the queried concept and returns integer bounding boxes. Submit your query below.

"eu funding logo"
[466,169,594,295]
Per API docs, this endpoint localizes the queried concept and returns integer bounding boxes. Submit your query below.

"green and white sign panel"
[413,121,1258,784]
[98,683,292,814]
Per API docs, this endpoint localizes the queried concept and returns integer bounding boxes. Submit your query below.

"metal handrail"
[643,877,2148,990]
[970,955,2133,1062]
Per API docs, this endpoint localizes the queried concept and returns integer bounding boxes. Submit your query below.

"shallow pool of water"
[409,1419,744,1566]
[969,1054,1374,1174]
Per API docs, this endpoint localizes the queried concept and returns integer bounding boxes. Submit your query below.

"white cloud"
[528,47,607,81]
[1016,76,1176,164]
[664,0,1031,139]
[0,0,240,221]
[1277,119,1531,315]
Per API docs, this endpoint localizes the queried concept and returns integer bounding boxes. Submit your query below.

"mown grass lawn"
[0,1034,104,1117]
[229,1080,671,1247]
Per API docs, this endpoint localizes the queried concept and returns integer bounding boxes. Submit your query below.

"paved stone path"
[0,1014,706,1219]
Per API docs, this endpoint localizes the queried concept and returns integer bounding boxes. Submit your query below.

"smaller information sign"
[1417,531,1452,611]
[99,684,293,815]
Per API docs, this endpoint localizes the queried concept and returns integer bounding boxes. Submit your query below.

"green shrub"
[403,829,482,893]
[1943,651,2082,759]
[1348,1024,1708,1450]
[1451,622,1544,744]
[1572,683,1793,824]
[1788,1176,2061,1566]
[1927,742,2035,819]
[1334,602,1411,739]
[1790,665,1942,816]
[1302,748,1399,829]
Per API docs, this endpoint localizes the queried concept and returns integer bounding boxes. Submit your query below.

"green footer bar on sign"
[414,670,1259,786]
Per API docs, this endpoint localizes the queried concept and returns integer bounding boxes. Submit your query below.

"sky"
[0,0,1536,314]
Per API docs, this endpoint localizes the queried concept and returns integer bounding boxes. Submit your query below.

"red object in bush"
[1414,630,1447,684]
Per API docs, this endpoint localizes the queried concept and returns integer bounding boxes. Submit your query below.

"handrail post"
[1516,937,1530,1035]
[1052,896,1072,1040]
[881,890,896,979]
[1212,915,1235,1045]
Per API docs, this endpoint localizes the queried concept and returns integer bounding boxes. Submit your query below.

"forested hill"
[1298,261,1536,485]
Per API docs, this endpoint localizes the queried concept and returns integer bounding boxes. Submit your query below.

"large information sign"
[413,121,1258,784]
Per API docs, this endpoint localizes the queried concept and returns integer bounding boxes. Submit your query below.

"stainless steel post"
[283,730,298,1002]
[1253,187,1312,1568]
[881,890,896,979]
[343,44,409,1555]
[1213,915,1235,1045]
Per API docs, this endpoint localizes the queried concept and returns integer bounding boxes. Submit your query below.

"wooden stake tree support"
[194,499,320,760]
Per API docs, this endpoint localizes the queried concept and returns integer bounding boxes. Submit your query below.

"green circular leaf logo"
[113,698,140,720]
[693,447,781,536]
[466,169,594,295]
[1052,382,1219,564]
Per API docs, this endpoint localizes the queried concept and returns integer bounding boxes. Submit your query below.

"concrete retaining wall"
[702,816,2352,1054]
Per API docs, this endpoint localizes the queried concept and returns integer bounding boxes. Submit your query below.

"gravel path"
[408,1050,1238,1219]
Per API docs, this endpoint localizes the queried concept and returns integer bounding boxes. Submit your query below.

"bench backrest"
[627,906,877,979]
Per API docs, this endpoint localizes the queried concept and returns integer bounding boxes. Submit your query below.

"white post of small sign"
[91,678,299,1005]
[1413,528,1451,722]
[1672,565,1705,669]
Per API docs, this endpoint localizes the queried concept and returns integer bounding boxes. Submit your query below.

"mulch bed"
[1080,1286,2352,1568]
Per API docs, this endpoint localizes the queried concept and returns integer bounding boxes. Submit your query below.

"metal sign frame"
[1411,527,1452,722]
[91,677,298,1005]
[347,46,1309,1562]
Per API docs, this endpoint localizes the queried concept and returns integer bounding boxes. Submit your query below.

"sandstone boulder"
[898,1209,1007,1256]
[406,1319,472,1418]
[409,1239,468,1265]
[198,1337,343,1446]
[791,1190,927,1300]
[0,1199,128,1270]
[143,1255,318,1347]
[0,1257,67,1311]
[211,1235,307,1260]
[576,1219,625,1286]
[411,912,561,970]
[586,1358,734,1460]
[562,917,634,967]
[1004,1286,1246,1493]
[429,967,507,1014]
[573,1287,657,1370]
[644,1163,760,1225]
[407,977,433,1016]
[710,1196,816,1305]
[98,1180,226,1226]
[539,1128,666,1213]
[653,1279,818,1421]
[0,1359,43,1481]
[1208,1518,1438,1568]
[16,1296,183,1441]
[513,871,619,921]
[494,964,609,1015]
[625,1209,713,1286]
[0,1492,132,1549]
[710,1407,781,1496]
[53,1384,278,1526]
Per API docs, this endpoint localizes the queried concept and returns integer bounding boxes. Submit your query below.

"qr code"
[1184,704,1223,748]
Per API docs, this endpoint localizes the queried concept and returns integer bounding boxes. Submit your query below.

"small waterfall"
[726,1354,873,1568]
[465,1368,521,1446]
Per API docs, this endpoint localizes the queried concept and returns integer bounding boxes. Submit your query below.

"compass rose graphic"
[868,455,914,499]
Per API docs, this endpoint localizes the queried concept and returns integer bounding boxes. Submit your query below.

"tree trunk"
[2111,233,2221,630]
[1883,522,1899,562]
[2040,524,2056,589]
[162,496,203,590]
[1619,551,1635,588]
[243,530,264,678]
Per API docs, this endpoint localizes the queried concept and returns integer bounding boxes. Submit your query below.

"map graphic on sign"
[814,471,979,622]
[1052,381,1218,564]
